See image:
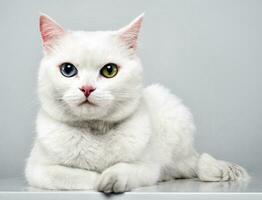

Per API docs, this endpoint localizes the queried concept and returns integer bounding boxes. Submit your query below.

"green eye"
[100,63,118,78]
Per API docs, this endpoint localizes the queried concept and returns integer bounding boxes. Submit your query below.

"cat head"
[38,14,144,122]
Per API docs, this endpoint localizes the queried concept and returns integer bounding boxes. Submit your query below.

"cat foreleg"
[96,162,160,193]
[26,164,99,190]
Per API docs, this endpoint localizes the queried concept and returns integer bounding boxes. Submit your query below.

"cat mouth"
[78,99,96,106]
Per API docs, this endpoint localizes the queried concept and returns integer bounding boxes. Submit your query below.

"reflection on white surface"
[25,178,250,192]
[26,178,250,192]
[133,178,250,192]
[0,176,258,192]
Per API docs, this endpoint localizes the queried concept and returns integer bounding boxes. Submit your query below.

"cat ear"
[39,14,65,51]
[117,13,144,51]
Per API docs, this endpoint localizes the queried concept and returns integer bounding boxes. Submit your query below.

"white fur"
[25,15,249,193]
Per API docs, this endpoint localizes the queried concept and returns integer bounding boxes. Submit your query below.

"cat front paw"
[197,153,249,182]
[96,163,135,193]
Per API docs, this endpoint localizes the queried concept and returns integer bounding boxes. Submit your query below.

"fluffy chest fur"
[36,110,151,172]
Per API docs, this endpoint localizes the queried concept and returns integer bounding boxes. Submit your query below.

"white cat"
[25,14,249,193]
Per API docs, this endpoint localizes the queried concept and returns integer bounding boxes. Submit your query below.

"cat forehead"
[55,30,124,57]
[50,30,126,65]
[64,31,117,47]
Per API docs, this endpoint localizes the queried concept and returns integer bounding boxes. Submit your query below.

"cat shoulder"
[143,84,183,106]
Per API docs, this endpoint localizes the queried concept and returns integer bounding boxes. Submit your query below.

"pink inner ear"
[119,14,144,50]
[39,15,64,48]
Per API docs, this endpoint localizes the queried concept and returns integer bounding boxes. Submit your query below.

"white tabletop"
[0,171,261,200]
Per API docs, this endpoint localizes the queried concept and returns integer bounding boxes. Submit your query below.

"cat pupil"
[107,65,113,74]
[65,65,72,73]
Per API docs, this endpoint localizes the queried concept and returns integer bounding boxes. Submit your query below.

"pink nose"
[79,86,95,97]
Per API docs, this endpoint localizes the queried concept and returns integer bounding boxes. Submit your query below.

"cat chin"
[42,106,109,122]
[78,100,97,107]
[67,104,109,120]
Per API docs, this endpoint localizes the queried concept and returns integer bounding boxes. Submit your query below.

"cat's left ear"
[117,13,144,51]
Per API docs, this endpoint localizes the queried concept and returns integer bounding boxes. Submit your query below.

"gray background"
[0,0,261,179]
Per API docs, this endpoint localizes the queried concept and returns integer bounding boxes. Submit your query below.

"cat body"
[25,14,248,192]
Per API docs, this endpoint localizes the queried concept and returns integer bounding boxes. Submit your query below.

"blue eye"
[59,63,78,77]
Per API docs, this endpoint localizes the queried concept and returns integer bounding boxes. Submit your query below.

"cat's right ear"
[39,14,65,52]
